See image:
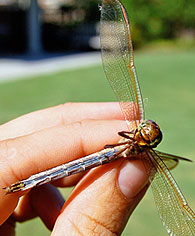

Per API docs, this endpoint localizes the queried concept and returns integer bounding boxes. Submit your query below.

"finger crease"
[82,213,118,236]
[68,217,85,236]
[60,104,66,126]
[76,121,86,157]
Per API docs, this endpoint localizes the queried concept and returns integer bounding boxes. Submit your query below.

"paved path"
[0,52,101,83]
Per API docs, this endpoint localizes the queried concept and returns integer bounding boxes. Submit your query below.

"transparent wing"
[155,150,192,170]
[146,149,195,235]
[100,0,144,129]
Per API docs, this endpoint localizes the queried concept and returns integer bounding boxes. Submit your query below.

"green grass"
[1,49,195,236]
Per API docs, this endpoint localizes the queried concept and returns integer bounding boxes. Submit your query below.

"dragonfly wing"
[100,0,144,129]
[145,149,195,235]
[155,150,192,170]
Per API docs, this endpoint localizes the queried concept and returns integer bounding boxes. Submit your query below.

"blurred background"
[0,0,194,55]
[0,0,194,235]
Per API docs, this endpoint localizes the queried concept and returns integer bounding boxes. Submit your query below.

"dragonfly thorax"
[135,120,162,148]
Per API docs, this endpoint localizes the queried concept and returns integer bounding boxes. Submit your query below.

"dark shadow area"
[0,6,27,54]
[0,0,100,61]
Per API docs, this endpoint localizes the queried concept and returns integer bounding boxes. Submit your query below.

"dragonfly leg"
[118,131,135,140]
[104,141,129,149]
[105,131,135,149]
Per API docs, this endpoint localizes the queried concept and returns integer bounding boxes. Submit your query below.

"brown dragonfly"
[4,0,195,235]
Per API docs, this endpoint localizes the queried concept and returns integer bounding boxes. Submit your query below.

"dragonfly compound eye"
[139,120,162,148]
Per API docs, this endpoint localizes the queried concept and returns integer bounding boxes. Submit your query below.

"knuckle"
[0,139,20,185]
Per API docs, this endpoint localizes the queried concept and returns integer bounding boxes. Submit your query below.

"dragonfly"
[4,0,195,235]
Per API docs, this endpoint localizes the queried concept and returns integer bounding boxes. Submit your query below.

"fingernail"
[118,161,148,199]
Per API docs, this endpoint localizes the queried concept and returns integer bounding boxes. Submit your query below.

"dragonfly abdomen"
[5,145,129,193]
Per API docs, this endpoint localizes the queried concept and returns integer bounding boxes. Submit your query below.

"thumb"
[51,158,148,235]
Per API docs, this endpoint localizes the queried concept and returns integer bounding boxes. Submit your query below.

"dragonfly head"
[136,120,162,148]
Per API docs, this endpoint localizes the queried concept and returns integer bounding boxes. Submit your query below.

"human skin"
[0,102,148,236]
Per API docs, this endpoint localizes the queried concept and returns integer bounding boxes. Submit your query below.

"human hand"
[0,102,148,236]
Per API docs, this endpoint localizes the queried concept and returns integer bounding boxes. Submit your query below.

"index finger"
[0,102,125,141]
